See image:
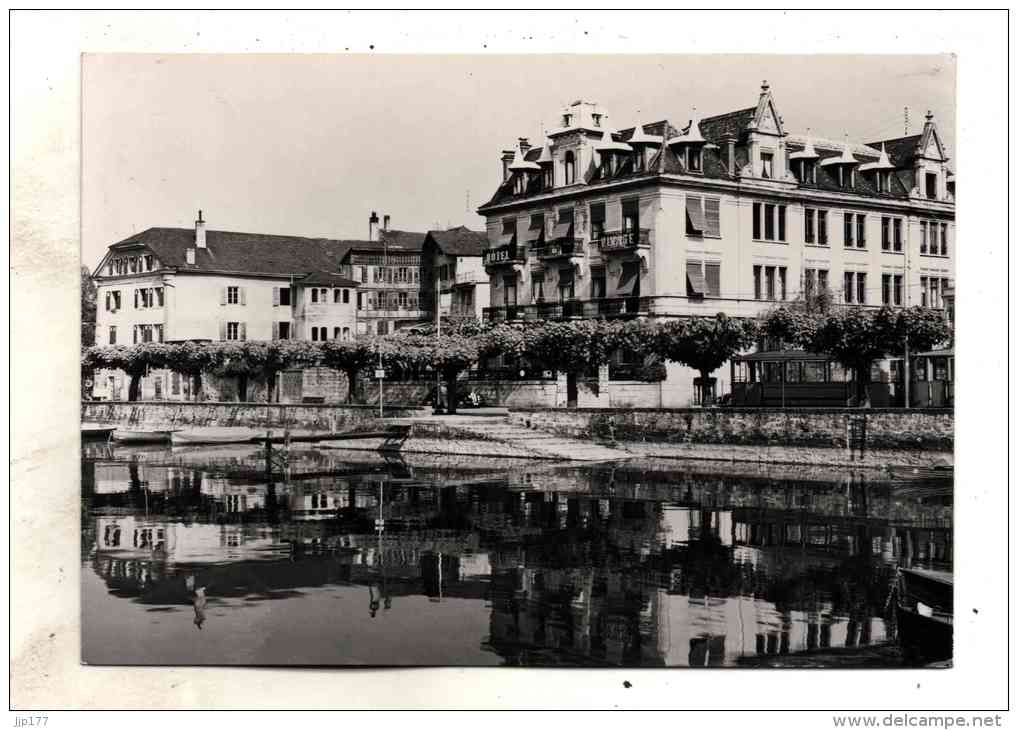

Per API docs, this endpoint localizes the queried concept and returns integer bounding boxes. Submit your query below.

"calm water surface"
[81,442,952,667]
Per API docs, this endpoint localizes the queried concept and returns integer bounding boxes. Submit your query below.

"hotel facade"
[476,84,955,405]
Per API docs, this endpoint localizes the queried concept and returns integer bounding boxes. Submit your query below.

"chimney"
[195,209,206,248]
[721,134,737,178]
[383,214,391,232]
[501,150,515,181]
[518,137,531,155]
[369,211,379,242]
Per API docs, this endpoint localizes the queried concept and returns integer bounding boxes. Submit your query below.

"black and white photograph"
[10,9,1009,718]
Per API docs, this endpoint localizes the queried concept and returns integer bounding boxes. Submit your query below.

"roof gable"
[425,226,487,256]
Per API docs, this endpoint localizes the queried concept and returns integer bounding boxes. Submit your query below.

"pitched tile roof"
[297,271,361,287]
[699,107,757,143]
[865,134,923,167]
[424,226,487,256]
[101,227,358,277]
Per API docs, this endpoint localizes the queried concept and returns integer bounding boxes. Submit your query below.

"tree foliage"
[82,308,942,408]
[81,266,97,348]
[651,314,758,404]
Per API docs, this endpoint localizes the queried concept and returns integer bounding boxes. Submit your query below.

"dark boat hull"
[896,606,953,664]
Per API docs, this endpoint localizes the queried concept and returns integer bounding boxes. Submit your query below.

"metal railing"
[533,238,582,259]
[483,296,650,322]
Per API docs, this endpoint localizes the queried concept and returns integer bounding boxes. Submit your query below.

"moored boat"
[113,429,176,444]
[895,567,953,664]
[81,424,116,440]
[171,427,265,445]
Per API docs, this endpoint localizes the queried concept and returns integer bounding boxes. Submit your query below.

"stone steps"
[446,418,627,462]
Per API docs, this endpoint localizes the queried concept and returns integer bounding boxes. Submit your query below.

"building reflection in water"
[82,450,952,667]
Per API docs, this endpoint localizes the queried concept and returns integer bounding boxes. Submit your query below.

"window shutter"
[221,287,227,305]
[240,323,247,341]
[685,261,707,296]
[240,287,247,305]
[272,321,279,340]
[134,289,139,308]
[685,196,705,234]
[133,325,138,344]
[105,292,111,311]
[704,263,721,296]
[273,287,280,306]
[704,198,720,237]
[219,321,226,341]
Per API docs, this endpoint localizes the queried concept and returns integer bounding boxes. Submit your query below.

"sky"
[82,53,955,267]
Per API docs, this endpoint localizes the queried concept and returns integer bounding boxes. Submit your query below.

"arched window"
[564,151,576,185]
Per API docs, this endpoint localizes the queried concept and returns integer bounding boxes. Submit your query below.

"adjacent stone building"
[420,226,490,322]
[337,212,428,336]
[476,84,956,405]
[90,211,425,401]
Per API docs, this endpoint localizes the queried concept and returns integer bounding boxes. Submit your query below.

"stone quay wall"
[81,401,419,432]
[508,407,954,451]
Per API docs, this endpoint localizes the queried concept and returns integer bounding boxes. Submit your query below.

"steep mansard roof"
[481,97,948,210]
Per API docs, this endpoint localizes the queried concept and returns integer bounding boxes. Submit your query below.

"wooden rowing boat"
[113,429,176,444]
[895,567,953,664]
[171,427,265,445]
[81,424,116,440]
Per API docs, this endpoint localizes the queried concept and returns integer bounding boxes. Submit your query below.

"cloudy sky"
[82,53,955,266]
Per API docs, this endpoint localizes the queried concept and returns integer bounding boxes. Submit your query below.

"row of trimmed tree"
[81,303,950,410]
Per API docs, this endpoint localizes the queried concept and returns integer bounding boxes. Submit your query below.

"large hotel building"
[477,83,955,405]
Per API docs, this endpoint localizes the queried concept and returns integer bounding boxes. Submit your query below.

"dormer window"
[876,170,890,194]
[513,173,526,195]
[761,152,773,179]
[925,172,938,199]
[591,113,602,128]
[633,148,644,172]
[562,113,572,127]
[543,165,554,189]
[687,147,702,173]
[564,151,576,185]
[799,160,816,185]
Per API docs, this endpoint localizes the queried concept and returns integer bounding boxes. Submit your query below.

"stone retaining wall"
[508,407,953,451]
[81,401,419,431]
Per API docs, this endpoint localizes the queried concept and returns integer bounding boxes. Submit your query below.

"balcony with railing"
[533,238,583,261]
[483,296,650,323]
[452,269,488,286]
[593,228,651,254]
